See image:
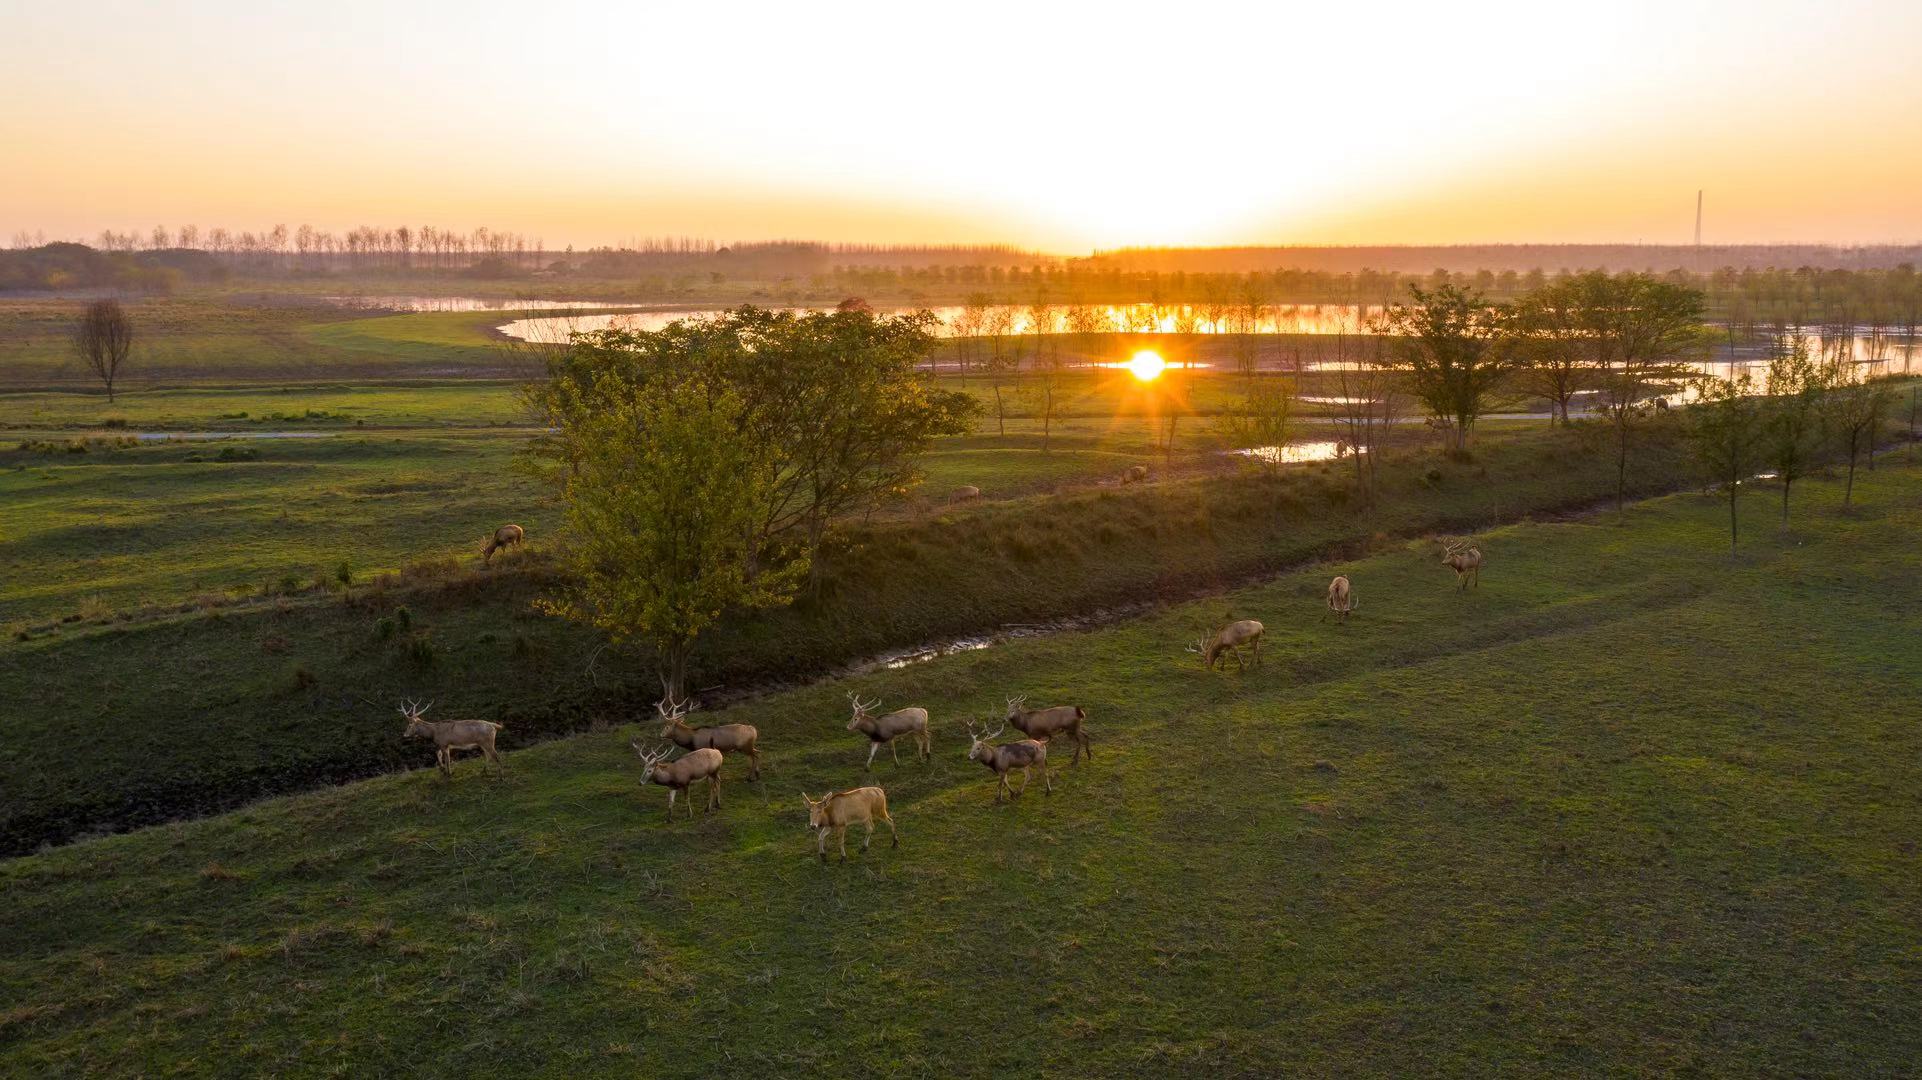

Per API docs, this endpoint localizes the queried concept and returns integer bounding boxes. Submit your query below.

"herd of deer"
[413,526,1485,862]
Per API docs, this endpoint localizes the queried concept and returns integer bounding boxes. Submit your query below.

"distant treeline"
[0,242,228,293]
[1087,244,1922,274]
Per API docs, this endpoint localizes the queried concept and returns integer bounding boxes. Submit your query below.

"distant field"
[2,463,1916,1076]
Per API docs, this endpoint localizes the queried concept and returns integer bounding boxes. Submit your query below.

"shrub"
[374,616,396,641]
[402,634,436,667]
[335,561,353,587]
[101,416,128,429]
[216,446,258,462]
[290,665,317,690]
[394,606,412,631]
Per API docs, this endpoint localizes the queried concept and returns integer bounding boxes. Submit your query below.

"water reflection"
[325,295,641,312]
[1231,441,1360,465]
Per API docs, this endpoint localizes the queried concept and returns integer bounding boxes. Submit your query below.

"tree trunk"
[1728,476,1739,556]
[1780,478,1791,526]
[1844,443,1858,507]
[1615,421,1629,512]
[659,642,691,703]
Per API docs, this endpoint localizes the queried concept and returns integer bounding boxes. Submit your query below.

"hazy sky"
[5,0,1920,251]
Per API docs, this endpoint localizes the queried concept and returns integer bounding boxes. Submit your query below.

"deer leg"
[749,749,761,781]
[1015,767,1031,797]
[885,814,899,847]
[1253,637,1262,666]
[1040,758,1052,794]
[891,739,901,767]
[838,827,849,862]
[709,774,721,811]
[666,788,678,820]
[865,742,880,771]
[995,774,1010,803]
[862,821,874,851]
[818,827,829,863]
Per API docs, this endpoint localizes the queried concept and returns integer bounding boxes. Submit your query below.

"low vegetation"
[2,464,1916,1074]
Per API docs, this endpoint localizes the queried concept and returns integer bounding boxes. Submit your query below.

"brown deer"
[1192,619,1264,671]
[631,742,724,820]
[1004,696,1091,764]
[399,700,503,775]
[1440,538,1483,591]
[657,698,761,781]
[482,523,524,565]
[1324,576,1357,622]
[1121,465,1149,485]
[846,693,931,769]
[965,722,1051,802]
[950,485,981,503]
[801,787,898,863]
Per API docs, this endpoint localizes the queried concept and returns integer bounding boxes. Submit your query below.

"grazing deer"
[1004,696,1091,764]
[1192,619,1264,671]
[657,698,761,781]
[1440,538,1483,591]
[482,523,524,565]
[801,787,898,863]
[1121,465,1149,485]
[631,742,724,820]
[965,722,1051,802]
[846,693,931,770]
[950,485,981,503]
[1324,576,1357,622]
[399,699,503,775]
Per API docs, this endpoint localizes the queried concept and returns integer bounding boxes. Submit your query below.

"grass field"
[2,463,1916,1076]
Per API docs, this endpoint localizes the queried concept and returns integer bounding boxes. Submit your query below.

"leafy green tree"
[1819,363,1894,508]
[1377,284,1518,451]
[1762,337,1823,527]
[1579,273,1708,511]
[1510,285,1593,425]
[542,374,805,700]
[1687,373,1762,555]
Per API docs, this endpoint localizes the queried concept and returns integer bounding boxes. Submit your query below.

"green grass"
[0,383,531,431]
[2,463,1917,1075]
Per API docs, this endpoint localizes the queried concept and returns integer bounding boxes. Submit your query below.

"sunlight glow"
[1127,351,1167,382]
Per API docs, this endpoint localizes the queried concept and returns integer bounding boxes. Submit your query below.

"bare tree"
[72,299,134,402]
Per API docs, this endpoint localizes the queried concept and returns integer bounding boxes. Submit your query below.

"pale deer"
[1324,576,1357,622]
[1192,619,1264,671]
[846,693,931,769]
[801,787,898,863]
[399,699,503,775]
[1440,538,1483,592]
[965,721,1051,802]
[632,742,724,820]
[657,698,761,780]
[482,523,524,565]
[1003,696,1091,763]
[1121,465,1149,485]
[950,485,981,503]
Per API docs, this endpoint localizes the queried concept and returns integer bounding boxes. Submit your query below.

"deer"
[1121,465,1149,485]
[399,699,503,775]
[1192,619,1264,672]
[657,698,761,780]
[965,721,1051,803]
[1440,538,1483,591]
[482,523,524,566]
[846,693,931,770]
[1004,696,1091,764]
[631,742,724,821]
[950,485,981,503]
[1324,576,1357,622]
[800,787,898,863]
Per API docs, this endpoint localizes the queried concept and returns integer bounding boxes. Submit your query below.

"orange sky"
[5,0,1920,251]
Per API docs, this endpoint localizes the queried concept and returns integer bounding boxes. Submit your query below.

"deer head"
[655,697,692,737]
[965,721,1005,763]
[801,791,829,829]
[631,740,677,781]
[845,692,881,731]
[398,698,435,737]
[1003,696,1027,721]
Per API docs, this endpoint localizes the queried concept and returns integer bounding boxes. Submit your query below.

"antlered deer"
[632,742,724,820]
[965,721,1051,802]
[482,524,524,565]
[1121,465,1149,485]
[846,693,931,769]
[1440,538,1483,591]
[399,699,503,775]
[657,698,761,780]
[1193,619,1264,671]
[801,787,898,863]
[1004,696,1091,764]
[1324,576,1357,622]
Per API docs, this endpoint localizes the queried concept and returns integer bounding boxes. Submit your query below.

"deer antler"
[986,724,1005,742]
[1006,695,1026,712]
[656,697,689,722]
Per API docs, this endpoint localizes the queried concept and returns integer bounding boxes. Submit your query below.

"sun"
[1127,350,1167,382]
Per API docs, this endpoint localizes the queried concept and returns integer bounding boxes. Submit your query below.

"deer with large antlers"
[846,693,931,770]
[801,787,898,863]
[1192,619,1264,672]
[965,721,1051,803]
[657,698,761,780]
[1324,576,1357,622]
[1003,696,1091,764]
[1439,538,1483,592]
[482,523,524,566]
[631,742,724,821]
[399,699,503,776]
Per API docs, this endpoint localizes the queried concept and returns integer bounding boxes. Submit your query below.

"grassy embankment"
[0,421,1695,855]
[2,463,1917,1075]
